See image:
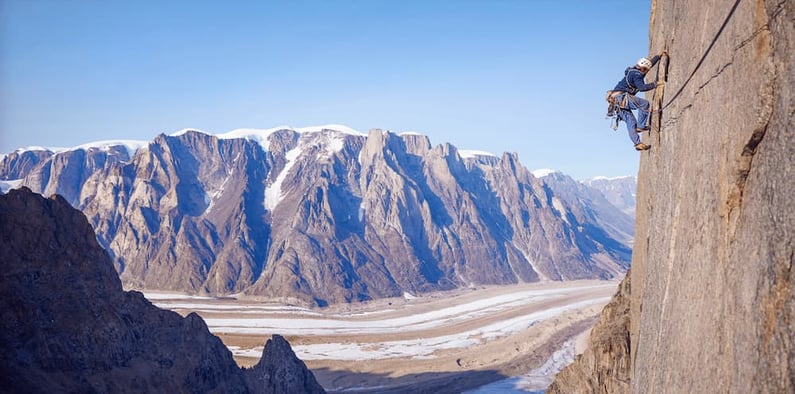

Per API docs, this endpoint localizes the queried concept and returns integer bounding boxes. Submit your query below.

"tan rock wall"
[549,0,793,392]
[635,0,793,391]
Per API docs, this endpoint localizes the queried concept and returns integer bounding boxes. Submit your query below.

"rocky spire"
[245,335,326,394]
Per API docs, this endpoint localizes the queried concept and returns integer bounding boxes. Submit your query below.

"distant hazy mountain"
[1,125,632,305]
[584,176,637,217]
[533,170,634,246]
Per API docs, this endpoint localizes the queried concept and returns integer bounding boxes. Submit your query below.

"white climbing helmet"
[637,57,652,69]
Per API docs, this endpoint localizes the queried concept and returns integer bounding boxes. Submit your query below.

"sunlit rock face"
[549,1,794,392]
[2,126,632,306]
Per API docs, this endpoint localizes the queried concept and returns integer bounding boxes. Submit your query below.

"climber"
[607,51,667,151]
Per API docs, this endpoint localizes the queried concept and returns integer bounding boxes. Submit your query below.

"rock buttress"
[635,0,794,392]
[549,0,793,392]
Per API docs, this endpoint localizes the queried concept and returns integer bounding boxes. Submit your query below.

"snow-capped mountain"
[0,125,632,305]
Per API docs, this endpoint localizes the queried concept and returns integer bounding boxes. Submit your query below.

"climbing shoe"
[636,126,650,133]
[635,143,651,151]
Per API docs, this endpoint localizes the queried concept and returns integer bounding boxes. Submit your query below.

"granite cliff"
[0,188,324,393]
[549,0,793,392]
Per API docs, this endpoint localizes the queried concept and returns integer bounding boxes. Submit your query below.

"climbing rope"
[659,0,743,111]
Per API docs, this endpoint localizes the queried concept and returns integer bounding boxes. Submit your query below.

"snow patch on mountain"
[14,146,67,154]
[551,197,569,224]
[170,128,209,137]
[10,140,147,160]
[71,139,149,158]
[296,124,365,136]
[459,150,497,159]
[532,168,559,178]
[265,145,302,211]
[216,127,286,149]
[520,251,549,282]
[313,130,348,159]
[587,175,635,182]
[212,124,364,152]
[0,179,23,193]
[204,172,232,214]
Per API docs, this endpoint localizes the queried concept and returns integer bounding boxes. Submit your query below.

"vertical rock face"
[549,0,794,392]
[0,188,324,393]
[634,0,794,391]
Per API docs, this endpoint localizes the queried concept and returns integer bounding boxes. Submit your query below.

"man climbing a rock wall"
[608,51,667,151]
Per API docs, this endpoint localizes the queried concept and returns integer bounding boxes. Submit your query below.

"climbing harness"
[606,64,654,129]
[605,91,650,130]
[605,91,627,130]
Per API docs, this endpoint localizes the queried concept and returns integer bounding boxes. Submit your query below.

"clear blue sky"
[1,0,653,180]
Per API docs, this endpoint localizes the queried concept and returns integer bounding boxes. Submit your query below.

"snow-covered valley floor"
[145,280,617,393]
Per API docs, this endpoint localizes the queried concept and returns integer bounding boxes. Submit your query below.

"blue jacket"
[613,55,660,94]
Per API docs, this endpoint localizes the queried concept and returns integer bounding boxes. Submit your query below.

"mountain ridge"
[1,126,634,306]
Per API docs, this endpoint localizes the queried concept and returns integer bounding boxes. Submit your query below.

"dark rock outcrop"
[549,0,794,392]
[0,188,324,393]
[245,335,325,394]
[632,0,794,391]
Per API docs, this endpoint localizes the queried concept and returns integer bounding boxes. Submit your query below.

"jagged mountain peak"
[168,124,367,151]
[2,126,634,305]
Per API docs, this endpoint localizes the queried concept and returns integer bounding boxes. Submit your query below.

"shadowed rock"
[0,187,324,393]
